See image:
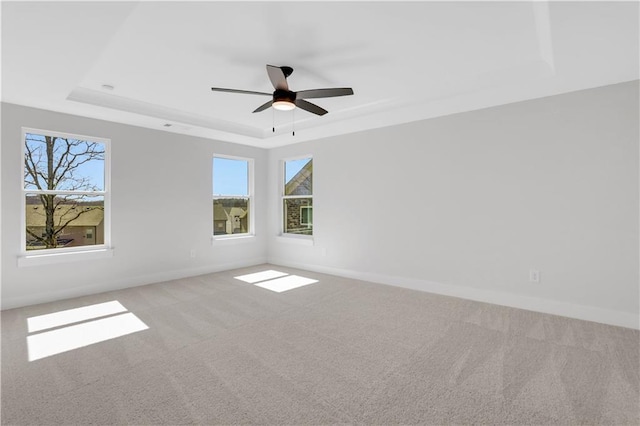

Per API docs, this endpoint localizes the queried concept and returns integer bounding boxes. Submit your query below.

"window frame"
[20,127,111,257]
[281,155,313,238]
[212,154,255,240]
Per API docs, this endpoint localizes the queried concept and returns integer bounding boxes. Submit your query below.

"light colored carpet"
[2,264,638,425]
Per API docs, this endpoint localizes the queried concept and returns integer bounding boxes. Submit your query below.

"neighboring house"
[213,203,227,234]
[284,161,312,235]
[226,206,248,234]
[285,161,312,196]
[25,203,104,249]
[213,201,249,235]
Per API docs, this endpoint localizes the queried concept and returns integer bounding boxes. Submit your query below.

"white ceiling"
[2,1,638,148]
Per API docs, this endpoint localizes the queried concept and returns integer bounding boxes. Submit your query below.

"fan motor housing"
[273,89,296,103]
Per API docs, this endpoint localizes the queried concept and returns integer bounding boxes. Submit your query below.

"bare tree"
[24,134,104,248]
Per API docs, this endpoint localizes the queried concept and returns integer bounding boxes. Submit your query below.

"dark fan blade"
[266,65,289,91]
[296,88,354,99]
[295,99,328,116]
[211,87,271,96]
[252,100,273,113]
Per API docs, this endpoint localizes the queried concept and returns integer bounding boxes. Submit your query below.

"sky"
[26,133,311,197]
[213,157,248,196]
[213,157,311,196]
[285,158,311,183]
[24,133,105,191]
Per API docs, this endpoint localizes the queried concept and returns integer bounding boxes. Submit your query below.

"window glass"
[283,157,313,235]
[300,206,313,226]
[24,133,105,191]
[213,156,252,236]
[213,157,248,196]
[23,130,108,252]
[284,158,312,196]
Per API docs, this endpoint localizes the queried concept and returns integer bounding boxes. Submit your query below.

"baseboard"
[1,257,267,310]
[268,258,640,330]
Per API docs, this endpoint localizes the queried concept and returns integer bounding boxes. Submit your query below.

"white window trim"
[281,154,313,239]
[211,234,255,246]
[19,127,112,265]
[275,235,314,246]
[17,248,114,267]
[212,154,255,240]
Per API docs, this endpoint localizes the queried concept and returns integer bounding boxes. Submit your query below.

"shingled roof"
[285,160,312,196]
[25,205,104,227]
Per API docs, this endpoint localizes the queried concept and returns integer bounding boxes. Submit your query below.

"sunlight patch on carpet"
[234,270,289,284]
[27,301,148,362]
[27,300,128,333]
[254,275,318,293]
[234,270,319,293]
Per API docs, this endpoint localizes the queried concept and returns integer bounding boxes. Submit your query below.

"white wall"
[1,103,268,309]
[268,81,640,329]
[3,82,638,328]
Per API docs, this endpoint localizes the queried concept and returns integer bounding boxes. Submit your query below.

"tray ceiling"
[2,1,638,147]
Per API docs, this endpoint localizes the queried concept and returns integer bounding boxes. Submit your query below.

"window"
[300,206,313,227]
[22,128,109,253]
[213,156,253,237]
[283,157,313,236]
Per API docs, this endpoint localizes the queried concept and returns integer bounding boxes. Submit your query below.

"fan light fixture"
[273,100,296,111]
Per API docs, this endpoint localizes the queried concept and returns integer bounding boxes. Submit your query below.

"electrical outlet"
[529,269,540,283]
[190,249,196,258]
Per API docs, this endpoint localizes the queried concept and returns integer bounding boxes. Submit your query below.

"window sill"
[18,248,114,267]
[211,235,255,245]
[276,235,314,246]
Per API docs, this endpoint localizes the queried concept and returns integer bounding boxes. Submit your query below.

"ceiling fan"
[211,65,354,116]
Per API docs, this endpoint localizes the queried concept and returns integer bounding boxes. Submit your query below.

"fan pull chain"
[272,108,275,133]
[292,109,295,136]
